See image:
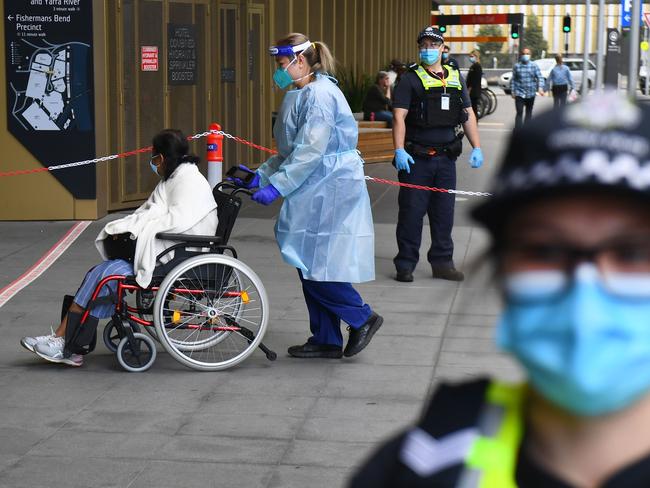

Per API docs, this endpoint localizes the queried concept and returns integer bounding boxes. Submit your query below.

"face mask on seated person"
[149,158,160,176]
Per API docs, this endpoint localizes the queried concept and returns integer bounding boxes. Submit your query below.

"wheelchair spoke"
[153,255,269,371]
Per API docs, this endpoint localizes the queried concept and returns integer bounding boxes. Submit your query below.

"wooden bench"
[357,120,389,129]
[268,126,394,165]
[357,128,393,164]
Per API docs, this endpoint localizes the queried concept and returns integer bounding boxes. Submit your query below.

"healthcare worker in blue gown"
[231,32,383,359]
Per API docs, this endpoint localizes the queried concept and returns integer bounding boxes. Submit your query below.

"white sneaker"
[20,328,56,352]
[33,337,83,367]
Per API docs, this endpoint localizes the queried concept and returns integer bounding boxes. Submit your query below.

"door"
[108,0,211,210]
[245,5,269,165]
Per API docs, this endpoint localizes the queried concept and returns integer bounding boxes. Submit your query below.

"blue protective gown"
[257,74,375,283]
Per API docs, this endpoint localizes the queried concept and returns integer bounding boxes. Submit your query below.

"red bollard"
[206,122,223,187]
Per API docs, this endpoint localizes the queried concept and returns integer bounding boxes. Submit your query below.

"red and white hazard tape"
[0,221,92,309]
[0,129,491,196]
[364,176,492,197]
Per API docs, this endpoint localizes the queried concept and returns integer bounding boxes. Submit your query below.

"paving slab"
[0,99,527,487]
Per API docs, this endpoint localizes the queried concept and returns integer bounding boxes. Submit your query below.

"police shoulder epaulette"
[408,63,419,71]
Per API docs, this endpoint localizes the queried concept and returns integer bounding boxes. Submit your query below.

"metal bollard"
[206,122,223,187]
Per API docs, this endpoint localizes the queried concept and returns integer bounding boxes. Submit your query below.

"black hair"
[151,129,200,181]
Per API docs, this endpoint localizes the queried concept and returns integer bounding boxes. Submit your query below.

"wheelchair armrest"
[156,233,223,245]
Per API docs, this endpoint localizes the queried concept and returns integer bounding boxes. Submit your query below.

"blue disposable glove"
[469,148,483,169]
[252,184,281,205]
[394,148,415,173]
[227,164,260,189]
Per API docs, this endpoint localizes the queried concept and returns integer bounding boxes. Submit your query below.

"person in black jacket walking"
[466,50,483,119]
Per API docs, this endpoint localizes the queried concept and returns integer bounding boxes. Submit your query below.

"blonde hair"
[469,49,480,61]
[274,32,336,75]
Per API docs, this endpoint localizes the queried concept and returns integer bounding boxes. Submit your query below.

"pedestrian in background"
[466,49,483,119]
[391,26,482,283]
[442,44,459,70]
[510,47,545,128]
[362,71,393,127]
[350,90,650,488]
[386,58,406,87]
[545,54,574,108]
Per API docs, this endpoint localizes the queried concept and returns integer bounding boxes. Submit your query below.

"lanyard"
[426,68,447,94]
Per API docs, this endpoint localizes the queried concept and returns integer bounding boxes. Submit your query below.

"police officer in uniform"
[350,91,650,487]
[392,27,483,282]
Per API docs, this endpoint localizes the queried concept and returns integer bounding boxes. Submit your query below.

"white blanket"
[95,163,218,287]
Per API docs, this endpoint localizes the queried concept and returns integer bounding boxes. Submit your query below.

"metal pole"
[582,0,592,95]
[628,0,641,97]
[646,26,650,95]
[595,0,606,91]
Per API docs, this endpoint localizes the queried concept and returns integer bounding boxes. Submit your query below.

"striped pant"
[74,259,134,318]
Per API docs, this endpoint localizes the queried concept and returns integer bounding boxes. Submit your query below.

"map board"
[4,0,95,199]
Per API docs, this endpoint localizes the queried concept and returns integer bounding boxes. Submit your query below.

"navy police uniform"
[392,64,471,274]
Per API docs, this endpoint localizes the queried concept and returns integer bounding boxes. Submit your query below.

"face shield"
[269,40,313,89]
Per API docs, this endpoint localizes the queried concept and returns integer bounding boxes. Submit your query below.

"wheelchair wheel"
[152,254,269,371]
[116,332,156,372]
[103,319,139,353]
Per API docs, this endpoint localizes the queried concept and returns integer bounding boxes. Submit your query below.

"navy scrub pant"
[394,152,457,273]
[298,270,372,347]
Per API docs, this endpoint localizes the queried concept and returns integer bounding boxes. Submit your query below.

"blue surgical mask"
[469,56,476,63]
[273,56,297,89]
[149,158,160,176]
[521,54,531,63]
[497,263,650,416]
[419,48,440,66]
[442,52,449,61]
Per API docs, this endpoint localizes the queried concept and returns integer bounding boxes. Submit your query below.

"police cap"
[472,90,650,233]
[417,26,445,44]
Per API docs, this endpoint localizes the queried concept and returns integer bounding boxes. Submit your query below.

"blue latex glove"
[469,148,483,169]
[394,148,415,173]
[227,164,260,189]
[252,184,281,206]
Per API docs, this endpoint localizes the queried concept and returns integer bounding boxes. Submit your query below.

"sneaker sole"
[34,349,83,367]
[344,315,384,357]
[20,339,36,353]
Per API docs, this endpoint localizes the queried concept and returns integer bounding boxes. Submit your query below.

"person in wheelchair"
[20,129,219,366]
[231,32,383,359]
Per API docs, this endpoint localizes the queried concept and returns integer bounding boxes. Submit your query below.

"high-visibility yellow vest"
[399,381,525,487]
[461,382,525,487]
[413,65,463,92]
[405,64,465,128]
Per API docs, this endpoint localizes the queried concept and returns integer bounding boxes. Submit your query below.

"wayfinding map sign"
[4,0,95,199]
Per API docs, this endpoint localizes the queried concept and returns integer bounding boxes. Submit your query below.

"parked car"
[499,58,596,94]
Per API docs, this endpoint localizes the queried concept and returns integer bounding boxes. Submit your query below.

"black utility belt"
[406,141,451,156]
[406,139,463,159]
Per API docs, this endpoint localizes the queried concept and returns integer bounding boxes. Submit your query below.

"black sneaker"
[432,266,465,281]
[395,270,414,282]
[287,343,343,359]
[344,313,384,357]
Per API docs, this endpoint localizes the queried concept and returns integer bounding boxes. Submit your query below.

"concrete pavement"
[0,93,549,488]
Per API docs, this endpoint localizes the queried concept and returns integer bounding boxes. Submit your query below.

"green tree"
[477,24,512,68]
[523,14,549,59]
[477,24,504,58]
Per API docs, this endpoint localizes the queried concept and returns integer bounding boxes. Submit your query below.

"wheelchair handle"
[214,181,255,197]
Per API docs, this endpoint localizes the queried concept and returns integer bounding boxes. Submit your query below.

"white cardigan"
[95,163,218,287]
